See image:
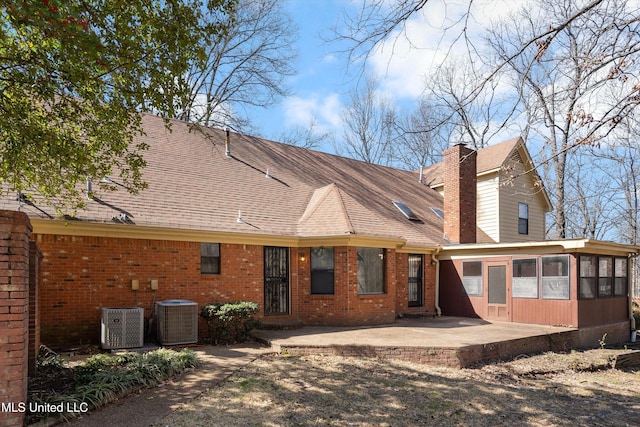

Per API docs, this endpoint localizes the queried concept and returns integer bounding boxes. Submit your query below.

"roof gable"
[297,184,355,236]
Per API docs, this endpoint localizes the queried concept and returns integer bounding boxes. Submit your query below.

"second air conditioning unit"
[101,307,144,350]
[156,300,198,345]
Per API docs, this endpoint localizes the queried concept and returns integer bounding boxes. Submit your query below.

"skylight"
[430,207,444,220]
[392,201,420,221]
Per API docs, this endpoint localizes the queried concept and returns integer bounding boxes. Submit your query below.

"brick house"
[1,113,637,348]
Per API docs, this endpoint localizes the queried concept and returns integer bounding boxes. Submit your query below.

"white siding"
[477,174,500,242]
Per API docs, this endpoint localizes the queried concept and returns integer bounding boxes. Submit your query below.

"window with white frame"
[512,258,538,298]
[462,261,483,296]
[541,255,570,299]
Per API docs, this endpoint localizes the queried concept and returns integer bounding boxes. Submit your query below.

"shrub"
[201,301,260,344]
[632,302,640,330]
[27,348,199,425]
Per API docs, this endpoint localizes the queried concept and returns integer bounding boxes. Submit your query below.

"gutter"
[431,247,442,317]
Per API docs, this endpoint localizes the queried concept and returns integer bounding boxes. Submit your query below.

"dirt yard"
[156,348,640,427]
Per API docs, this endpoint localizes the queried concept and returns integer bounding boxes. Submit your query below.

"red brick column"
[28,242,41,378]
[443,144,477,244]
[0,211,32,427]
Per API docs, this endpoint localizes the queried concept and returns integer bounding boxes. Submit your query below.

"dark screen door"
[264,247,289,315]
[408,254,423,307]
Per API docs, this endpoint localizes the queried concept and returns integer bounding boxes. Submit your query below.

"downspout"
[431,247,442,317]
[629,252,639,332]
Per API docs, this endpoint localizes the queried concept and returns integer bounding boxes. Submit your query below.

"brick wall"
[0,211,32,427]
[295,247,399,326]
[35,234,265,347]
[35,234,432,347]
[443,144,477,244]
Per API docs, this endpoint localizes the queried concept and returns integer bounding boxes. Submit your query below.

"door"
[408,254,423,307]
[486,262,510,321]
[264,247,289,315]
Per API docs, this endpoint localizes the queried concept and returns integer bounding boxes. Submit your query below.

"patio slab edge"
[255,320,631,368]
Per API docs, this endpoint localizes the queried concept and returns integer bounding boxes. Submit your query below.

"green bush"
[200,301,260,344]
[27,348,199,425]
[632,302,640,330]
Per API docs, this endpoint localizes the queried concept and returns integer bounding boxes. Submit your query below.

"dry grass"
[157,349,640,427]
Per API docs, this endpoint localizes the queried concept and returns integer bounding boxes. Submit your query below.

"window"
[598,257,613,297]
[614,257,628,297]
[462,261,483,296]
[518,203,529,234]
[357,248,385,294]
[311,247,334,295]
[200,243,220,274]
[541,255,569,299]
[579,256,597,299]
[512,258,538,298]
[580,255,627,299]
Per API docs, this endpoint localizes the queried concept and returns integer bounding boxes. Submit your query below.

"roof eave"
[439,238,640,258]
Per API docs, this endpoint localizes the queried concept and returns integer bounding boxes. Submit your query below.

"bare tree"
[486,0,640,238]
[335,0,640,238]
[394,98,449,171]
[173,0,297,130]
[426,58,520,149]
[339,75,398,165]
[563,153,617,239]
[596,117,640,246]
[278,117,335,150]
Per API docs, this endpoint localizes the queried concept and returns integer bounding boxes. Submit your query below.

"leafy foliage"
[201,301,259,344]
[0,0,236,213]
[27,347,199,424]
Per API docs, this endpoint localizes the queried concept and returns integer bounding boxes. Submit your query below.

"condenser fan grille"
[156,300,198,345]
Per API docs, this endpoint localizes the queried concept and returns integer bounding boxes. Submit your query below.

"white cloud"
[283,93,343,134]
[323,53,338,63]
[366,0,532,101]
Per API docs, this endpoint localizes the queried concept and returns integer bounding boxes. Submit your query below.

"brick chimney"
[443,144,477,243]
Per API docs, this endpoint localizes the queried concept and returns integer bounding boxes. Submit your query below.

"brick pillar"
[0,211,32,427]
[28,241,41,377]
[443,144,477,244]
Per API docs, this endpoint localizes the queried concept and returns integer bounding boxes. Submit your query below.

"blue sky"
[248,0,357,145]
[247,0,524,151]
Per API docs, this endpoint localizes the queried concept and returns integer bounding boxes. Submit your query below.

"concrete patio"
[252,317,624,367]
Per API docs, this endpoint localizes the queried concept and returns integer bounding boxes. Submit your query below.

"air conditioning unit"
[156,300,198,345]
[101,307,144,350]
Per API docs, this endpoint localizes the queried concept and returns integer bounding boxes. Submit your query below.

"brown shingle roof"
[3,114,448,247]
[421,137,523,187]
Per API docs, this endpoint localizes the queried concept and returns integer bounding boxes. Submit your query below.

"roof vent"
[225,127,231,158]
[392,201,420,221]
